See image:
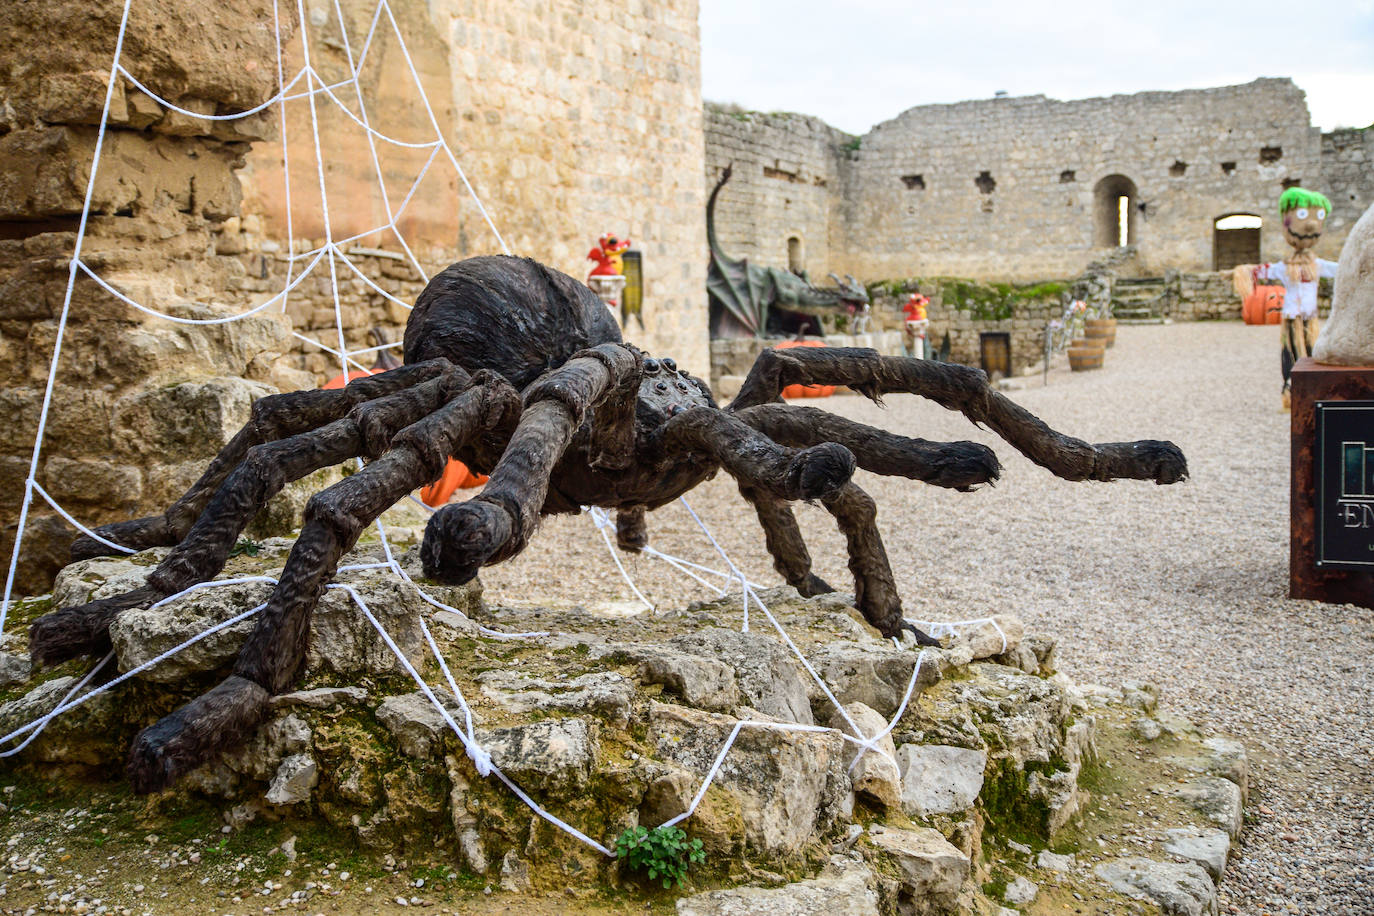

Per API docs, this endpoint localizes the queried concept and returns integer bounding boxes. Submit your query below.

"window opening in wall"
[763,164,803,183]
[1060,170,1076,183]
[1282,177,1302,190]
[1169,160,1187,177]
[1092,174,1139,247]
[975,171,996,194]
[1260,146,1283,164]
[787,236,804,275]
[1213,214,1262,270]
[901,174,926,190]
[1221,161,1237,175]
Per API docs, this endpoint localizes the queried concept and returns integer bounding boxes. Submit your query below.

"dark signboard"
[1316,400,1374,569]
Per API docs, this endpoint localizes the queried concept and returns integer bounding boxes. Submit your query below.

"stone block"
[896,744,987,817]
[866,826,969,915]
[111,377,274,461]
[43,457,142,508]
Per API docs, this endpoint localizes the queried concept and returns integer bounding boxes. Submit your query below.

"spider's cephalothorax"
[29,255,1188,793]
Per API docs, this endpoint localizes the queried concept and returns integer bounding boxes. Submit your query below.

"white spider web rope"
[0,0,1002,861]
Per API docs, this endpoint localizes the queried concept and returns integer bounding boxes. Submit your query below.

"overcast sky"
[700,0,1374,134]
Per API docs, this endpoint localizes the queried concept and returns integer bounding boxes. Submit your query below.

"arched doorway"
[1093,175,1139,247]
[1213,214,1262,269]
[787,236,804,275]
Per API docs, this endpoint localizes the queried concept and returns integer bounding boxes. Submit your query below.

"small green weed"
[613,825,705,890]
[229,538,263,558]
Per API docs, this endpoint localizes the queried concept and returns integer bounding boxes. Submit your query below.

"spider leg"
[126,372,521,792]
[421,344,641,584]
[71,360,461,561]
[736,484,835,597]
[737,474,933,642]
[654,408,856,504]
[728,347,1187,484]
[736,404,1001,492]
[615,506,648,552]
[820,481,937,643]
[30,368,471,668]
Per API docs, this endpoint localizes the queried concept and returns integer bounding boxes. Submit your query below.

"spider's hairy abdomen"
[404,255,623,390]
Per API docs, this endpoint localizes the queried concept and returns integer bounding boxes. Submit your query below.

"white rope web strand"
[0,0,989,865]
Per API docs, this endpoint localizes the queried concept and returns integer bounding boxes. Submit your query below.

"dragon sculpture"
[707,164,868,338]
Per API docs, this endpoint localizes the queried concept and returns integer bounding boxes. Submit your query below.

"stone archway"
[1093,174,1139,247]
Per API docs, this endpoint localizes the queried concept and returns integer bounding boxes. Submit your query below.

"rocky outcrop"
[1096,858,1218,916]
[0,561,1248,913]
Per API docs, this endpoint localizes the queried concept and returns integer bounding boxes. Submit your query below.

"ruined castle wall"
[702,79,1366,288]
[1321,127,1374,246]
[702,107,848,279]
[844,79,1325,282]
[235,0,708,377]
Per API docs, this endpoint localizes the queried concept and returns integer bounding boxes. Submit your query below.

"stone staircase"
[1111,276,1170,324]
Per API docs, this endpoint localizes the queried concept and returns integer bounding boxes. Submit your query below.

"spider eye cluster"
[637,353,709,424]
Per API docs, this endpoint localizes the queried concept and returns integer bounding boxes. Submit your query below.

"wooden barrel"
[1084,318,1117,348]
[1067,346,1104,371]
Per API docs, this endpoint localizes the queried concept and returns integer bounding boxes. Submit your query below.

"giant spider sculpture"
[28,255,1187,793]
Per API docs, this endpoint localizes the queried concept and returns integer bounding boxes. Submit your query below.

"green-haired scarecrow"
[1234,187,1338,409]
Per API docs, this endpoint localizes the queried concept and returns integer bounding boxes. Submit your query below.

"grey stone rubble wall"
[705,80,1370,287]
[1321,127,1374,245]
[866,286,1062,377]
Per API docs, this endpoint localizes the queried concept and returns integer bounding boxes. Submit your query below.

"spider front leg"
[655,408,856,504]
[421,344,642,583]
[737,477,933,643]
[30,368,471,668]
[736,404,1001,492]
[820,481,938,644]
[127,373,521,792]
[729,347,1187,484]
[71,360,461,560]
[736,484,836,597]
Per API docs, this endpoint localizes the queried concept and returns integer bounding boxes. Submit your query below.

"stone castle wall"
[702,108,847,278]
[0,0,312,591]
[706,80,1369,287]
[1321,127,1374,245]
[231,0,708,377]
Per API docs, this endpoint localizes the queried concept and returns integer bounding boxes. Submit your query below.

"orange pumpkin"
[1242,285,1284,326]
[419,460,488,507]
[321,367,487,505]
[773,340,836,398]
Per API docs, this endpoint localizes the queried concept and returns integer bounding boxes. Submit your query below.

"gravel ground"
[473,322,1374,915]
